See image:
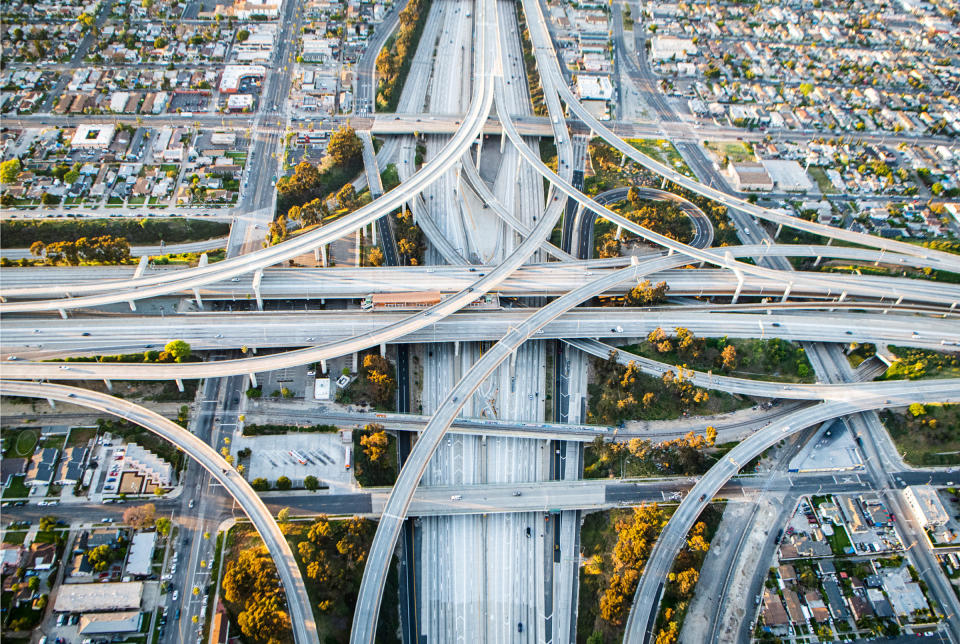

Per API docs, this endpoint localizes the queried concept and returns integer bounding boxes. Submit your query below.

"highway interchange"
[2,0,959,641]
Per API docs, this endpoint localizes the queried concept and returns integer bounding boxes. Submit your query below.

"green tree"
[250,478,269,491]
[275,476,292,490]
[63,169,80,184]
[1,158,22,183]
[277,507,290,523]
[163,339,191,362]
[909,403,926,417]
[335,183,358,211]
[155,517,172,537]
[236,29,250,41]
[326,126,363,168]
[39,515,58,532]
[304,475,319,491]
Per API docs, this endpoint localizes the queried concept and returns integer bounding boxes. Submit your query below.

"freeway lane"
[4,309,957,371]
[0,381,319,644]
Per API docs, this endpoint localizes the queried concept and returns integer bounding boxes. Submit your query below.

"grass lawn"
[129,196,147,205]
[66,426,98,448]
[626,139,693,176]
[703,140,755,164]
[807,166,838,194]
[826,524,853,556]
[2,476,30,499]
[3,530,27,545]
[6,429,39,457]
[884,406,960,466]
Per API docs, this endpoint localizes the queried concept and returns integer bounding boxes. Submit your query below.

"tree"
[29,241,45,257]
[27,576,40,592]
[304,475,319,491]
[163,339,191,362]
[277,507,290,523]
[87,544,116,571]
[336,183,358,211]
[41,191,59,205]
[721,344,737,370]
[123,503,156,529]
[250,478,270,491]
[360,429,389,462]
[367,247,384,267]
[155,517,172,537]
[0,158,21,184]
[909,403,926,417]
[39,515,58,532]
[236,29,250,41]
[63,169,80,184]
[326,125,363,168]
[275,476,292,490]
[626,280,669,306]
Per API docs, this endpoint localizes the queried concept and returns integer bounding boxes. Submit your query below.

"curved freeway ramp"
[0,380,319,644]
[592,186,714,249]
[622,379,960,643]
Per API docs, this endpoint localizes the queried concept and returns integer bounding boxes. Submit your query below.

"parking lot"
[234,432,353,488]
[170,92,209,112]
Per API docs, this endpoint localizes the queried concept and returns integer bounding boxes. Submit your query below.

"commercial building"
[226,94,254,112]
[124,532,156,577]
[576,75,614,101]
[727,161,774,191]
[219,65,267,93]
[903,485,949,528]
[70,124,117,150]
[53,581,143,613]
[78,611,142,635]
[649,36,698,61]
[762,159,814,192]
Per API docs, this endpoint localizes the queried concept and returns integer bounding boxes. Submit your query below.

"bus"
[289,451,307,465]
[344,447,352,470]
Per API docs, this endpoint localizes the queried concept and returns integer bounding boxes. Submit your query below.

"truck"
[345,447,352,470]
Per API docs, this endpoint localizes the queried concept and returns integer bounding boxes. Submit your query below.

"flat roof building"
[903,485,949,528]
[54,582,143,613]
[71,124,116,149]
[79,611,141,635]
[124,532,156,577]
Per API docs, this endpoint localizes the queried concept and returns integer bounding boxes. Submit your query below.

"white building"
[762,159,814,192]
[110,92,130,113]
[903,485,949,529]
[650,37,698,61]
[576,75,613,101]
[219,65,267,93]
[124,443,173,487]
[71,124,116,149]
[226,94,254,112]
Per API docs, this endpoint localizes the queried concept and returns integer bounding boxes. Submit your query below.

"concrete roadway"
[622,382,960,644]
[0,380,320,644]
[593,186,714,249]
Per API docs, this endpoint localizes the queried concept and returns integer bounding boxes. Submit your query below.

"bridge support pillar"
[320,359,327,374]
[455,165,462,196]
[355,230,362,266]
[371,221,377,246]
[725,250,744,304]
[775,224,783,239]
[320,244,328,268]
[475,138,482,167]
[615,225,622,240]
[133,255,149,279]
[252,269,263,311]
[103,379,112,392]
[781,283,792,303]
[47,398,56,409]
[620,153,626,168]
[176,379,185,392]
[380,343,387,357]
[813,255,822,267]
[247,373,256,389]
[193,253,209,310]
[314,247,321,263]
[59,309,68,319]
[128,300,137,311]
[353,352,359,372]
[500,130,506,153]
[952,301,957,311]
[454,341,460,357]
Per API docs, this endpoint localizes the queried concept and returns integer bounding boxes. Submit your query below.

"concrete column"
[320,359,327,374]
[103,379,112,392]
[455,165,462,196]
[775,223,783,239]
[615,225,622,240]
[371,220,377,246]
[500,130,506,153]
[133,255,149,279]
[355,230,362,266]
[475,138,482,166]
[193,253,208,309]
[314,247,321,263]
[813,255,822,267]
[725,250,744,304]
[176,379,185,392]
[352,352,359,372]
[620,153,626,167]
[380,343,387,357]
[454,341,460,357]
[320,244,328,268]
[59,309,68,319]
[781,282,792,303]
[248,373,257,388]
[252,269,263,311]
[47,398,56,409]
[128,299,137,311]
